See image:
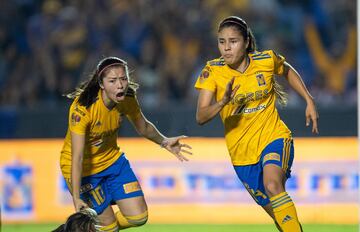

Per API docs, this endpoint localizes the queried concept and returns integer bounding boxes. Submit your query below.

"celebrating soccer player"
[194,16,318,232]
[60,56,192,231]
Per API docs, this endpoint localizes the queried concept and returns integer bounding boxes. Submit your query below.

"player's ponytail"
[247,29,256,53]
[273,78,288,107]
[218,16,257,53]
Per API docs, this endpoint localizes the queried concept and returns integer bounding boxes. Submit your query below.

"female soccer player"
[195,16,318,232]
[60,56,192,231]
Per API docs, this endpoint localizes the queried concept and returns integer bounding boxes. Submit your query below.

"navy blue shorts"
[233,138,294,206]
[66,154,143,214]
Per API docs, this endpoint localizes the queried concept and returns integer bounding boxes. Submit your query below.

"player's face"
[218,27,248,67]
[101,66,129,105]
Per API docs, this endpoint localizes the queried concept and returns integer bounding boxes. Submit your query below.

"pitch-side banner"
[0,138,358,224]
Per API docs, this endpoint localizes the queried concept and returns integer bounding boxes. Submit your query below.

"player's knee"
[264,180,283,197]
[125,210,148,227]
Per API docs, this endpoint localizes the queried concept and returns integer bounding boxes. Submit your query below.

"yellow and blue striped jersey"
[60,89,140,178]
[195,50,291,166]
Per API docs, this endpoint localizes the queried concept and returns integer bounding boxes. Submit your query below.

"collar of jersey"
[98,90,117,111]
[225,55,252,75]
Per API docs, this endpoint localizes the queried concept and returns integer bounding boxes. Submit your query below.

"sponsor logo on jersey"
[242,104,266,114]
[232,88,271,105]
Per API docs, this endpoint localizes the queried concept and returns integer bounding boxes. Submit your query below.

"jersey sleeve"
[68,102,90,135]
[194,64,216,92]
[271,50,286,76]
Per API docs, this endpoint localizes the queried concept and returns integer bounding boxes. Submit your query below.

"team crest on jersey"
[256,73,266,86]
[71,113,81,125]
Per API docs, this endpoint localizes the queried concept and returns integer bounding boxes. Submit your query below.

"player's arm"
[128,110,192,161]
[70,132,88,211]
[196,77,239,125]
[283,62,319,134]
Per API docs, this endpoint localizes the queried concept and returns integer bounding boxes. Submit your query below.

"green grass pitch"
[2,224,358,232]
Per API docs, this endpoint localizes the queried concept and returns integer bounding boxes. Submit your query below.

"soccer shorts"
[65,153,143,214]
[233,138,294,206]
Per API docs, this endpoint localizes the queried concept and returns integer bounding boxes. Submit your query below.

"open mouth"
[116,92,125,98]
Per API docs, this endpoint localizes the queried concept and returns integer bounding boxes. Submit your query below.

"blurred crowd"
[0,0,356,109]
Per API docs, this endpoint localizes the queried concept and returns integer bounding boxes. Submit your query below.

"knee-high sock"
[270,192,301,232]
[115,210,148,229]
[99,221,119,232]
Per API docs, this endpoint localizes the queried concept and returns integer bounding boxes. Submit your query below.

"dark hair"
[218,16,256,53]
[66,56,139,107]
[219,16,287,106]
[52,208,99,232]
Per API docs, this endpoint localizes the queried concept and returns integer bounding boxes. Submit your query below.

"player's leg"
[115,196,148,229]
[86,196,147,232]
[264,164,301,231]
[108,154,148,229]
[263,138,302,232]
[63,181,120,231]
[64,175,117,231]
[261,204,283,231]
[240,183,282,231]
[261,203,274,218]
[64,156,131,231]
[77,180,120,231]
[234,163,283,229]
[96,206,120,232]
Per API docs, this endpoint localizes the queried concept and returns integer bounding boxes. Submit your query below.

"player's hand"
[220,77,240,106]
[305,100,319,134]
[73,197,88,212]
[161,135,192,162]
